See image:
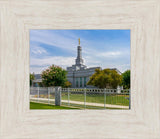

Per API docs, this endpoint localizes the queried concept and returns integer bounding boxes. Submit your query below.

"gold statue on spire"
[78,38,80,45]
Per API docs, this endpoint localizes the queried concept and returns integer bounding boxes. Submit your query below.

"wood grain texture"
[0,0,160,138]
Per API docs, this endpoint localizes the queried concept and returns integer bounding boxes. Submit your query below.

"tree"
[87,68,122,89]
[122,70,130,89]
[41,64,67,87]
[63,81,72,88]
[38,82,45,87]
[30,73,35,86]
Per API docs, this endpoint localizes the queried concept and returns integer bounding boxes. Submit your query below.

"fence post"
[37,87,39,102]
[55,87,61,106]
[68,88,70,106]
[129,89,131,109]
[84,88,86,109]
[48,87,50,104]
[117,86,121,94]
[104,88,106,109]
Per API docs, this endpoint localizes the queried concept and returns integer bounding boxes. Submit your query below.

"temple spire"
[78,38,80,45]
[76,38,83,65]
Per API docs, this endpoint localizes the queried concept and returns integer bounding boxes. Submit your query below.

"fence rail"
[30,87,130,109]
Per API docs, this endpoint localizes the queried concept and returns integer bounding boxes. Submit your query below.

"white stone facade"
[67,67,101,88]
[66,44,122,88]
[66,45,101,88]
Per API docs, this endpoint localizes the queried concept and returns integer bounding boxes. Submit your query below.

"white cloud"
[30,30,79,53]
[30,65,49,74]
[30,56,75,73]
[31,45,47,55]
[30,49,130,73]
[99,51,122,57]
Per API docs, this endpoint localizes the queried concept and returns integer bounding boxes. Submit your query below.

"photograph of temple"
[30,29,130,110]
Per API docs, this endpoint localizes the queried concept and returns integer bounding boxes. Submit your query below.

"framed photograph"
[0,0,160,138]
[30,29,130,110]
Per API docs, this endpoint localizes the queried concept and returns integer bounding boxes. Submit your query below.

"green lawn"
[61,93,129,106]
[37,92,129,106]
[32,92,129,109]
[30,101,126,110]
[30,102,79,109]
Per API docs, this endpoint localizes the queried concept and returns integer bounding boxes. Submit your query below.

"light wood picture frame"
[0,0,160,138]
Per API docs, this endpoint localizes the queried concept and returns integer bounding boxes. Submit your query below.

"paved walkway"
[30,97,129,109]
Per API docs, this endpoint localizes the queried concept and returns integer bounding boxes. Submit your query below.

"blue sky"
[30,30,130,73]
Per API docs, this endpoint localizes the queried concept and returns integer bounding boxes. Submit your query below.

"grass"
[30,101,126,110]
[36,93,129,106]
[33,92,129,106]
[30,92,129,109]
[30,102,79,109]
[61,93,129,106]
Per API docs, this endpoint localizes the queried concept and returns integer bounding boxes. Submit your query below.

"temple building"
[66,38,121,88]
[66,39,101,88]
[32,38,121,88]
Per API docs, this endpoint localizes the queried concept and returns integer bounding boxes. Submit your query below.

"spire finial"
[78,38,80,45]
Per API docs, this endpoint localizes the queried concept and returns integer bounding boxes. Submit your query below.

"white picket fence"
[30,87,130,109]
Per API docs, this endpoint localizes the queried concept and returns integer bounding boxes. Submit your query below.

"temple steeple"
[76,38,84,65]
[66,38,87,71]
